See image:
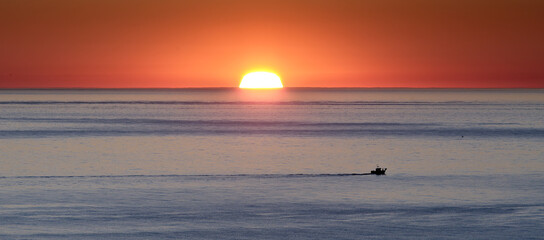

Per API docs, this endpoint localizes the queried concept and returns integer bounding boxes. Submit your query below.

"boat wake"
[2,172,378,180]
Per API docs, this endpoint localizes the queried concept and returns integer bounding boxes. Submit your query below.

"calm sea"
[1,89,543,239]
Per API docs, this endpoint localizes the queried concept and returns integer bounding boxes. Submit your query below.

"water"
[1,89,543,239]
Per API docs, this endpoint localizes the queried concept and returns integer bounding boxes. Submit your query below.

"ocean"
[1,88,543,239]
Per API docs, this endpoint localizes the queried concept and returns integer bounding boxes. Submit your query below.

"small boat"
[370,166,387,175]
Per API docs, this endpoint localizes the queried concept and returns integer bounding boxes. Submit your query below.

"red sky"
[1,0,543,88]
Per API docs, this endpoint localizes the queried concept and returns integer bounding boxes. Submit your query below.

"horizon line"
[1,87,543,90]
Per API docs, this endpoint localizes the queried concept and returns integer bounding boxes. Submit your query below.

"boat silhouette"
[370,166,387,175]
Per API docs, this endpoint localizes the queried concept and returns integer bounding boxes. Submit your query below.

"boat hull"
[370,167,387,175]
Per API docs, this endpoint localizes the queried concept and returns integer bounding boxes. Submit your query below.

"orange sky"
[1,0,543,88]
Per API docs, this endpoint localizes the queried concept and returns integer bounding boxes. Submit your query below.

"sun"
[239,72,283,89]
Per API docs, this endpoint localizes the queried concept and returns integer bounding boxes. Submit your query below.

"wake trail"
[0,173,375,179]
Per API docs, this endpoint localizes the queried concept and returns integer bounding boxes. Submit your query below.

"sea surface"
[1,88,543,239]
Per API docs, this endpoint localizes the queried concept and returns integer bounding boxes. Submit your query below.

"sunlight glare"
[239,72,283,89]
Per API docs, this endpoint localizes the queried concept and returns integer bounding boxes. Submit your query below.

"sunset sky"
[1,0,543,88]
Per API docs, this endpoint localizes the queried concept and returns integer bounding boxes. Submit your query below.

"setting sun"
[239,72,283,89]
